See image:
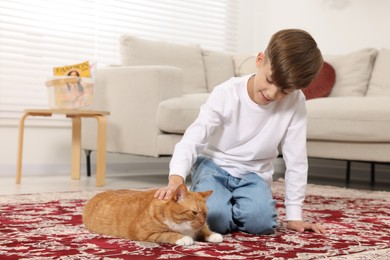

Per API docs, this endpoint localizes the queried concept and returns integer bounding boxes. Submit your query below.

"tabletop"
[24,109,110,116]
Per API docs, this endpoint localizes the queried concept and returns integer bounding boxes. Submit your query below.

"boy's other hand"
[287,220,326,234]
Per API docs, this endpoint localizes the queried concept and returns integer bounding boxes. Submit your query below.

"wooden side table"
[16,109,110,187]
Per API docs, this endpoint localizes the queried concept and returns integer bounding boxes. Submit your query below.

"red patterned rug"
[1,180,389,259]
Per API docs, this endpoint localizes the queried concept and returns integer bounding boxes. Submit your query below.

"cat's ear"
[199,190,213,200]
[172,184,188,202]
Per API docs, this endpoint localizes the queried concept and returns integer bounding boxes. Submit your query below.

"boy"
[155,29,326,235]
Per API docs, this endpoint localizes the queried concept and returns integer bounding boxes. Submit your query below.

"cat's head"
[165,184,212,231]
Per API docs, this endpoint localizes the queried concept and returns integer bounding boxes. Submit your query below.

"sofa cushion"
[366,48,390,96]
[232,54,257,76]
[157,93,209,134]
[302,62,336,100]
[306,97,390,142]
[325,48,377,97]
[119,35,207,94]
[202,50,235,92]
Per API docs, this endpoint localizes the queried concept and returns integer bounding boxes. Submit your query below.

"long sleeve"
[280,94,308,221]
[169,85,232,180]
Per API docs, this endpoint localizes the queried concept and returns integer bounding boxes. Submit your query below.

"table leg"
[94,115,107,187]
[16,112,30,184]
[71,116,81,180]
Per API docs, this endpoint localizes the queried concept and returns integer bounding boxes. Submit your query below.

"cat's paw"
[206,232,223,243]
[175,235,194,246]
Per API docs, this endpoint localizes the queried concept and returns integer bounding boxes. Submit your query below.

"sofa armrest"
[82,65,183,157]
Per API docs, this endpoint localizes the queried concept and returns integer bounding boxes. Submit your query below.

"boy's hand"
[154,175,184,200]
[287,220,326,234]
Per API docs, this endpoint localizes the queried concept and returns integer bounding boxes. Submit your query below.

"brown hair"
[265,29,323,90]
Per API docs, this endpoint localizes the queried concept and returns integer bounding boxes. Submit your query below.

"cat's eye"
[192,211,198,216]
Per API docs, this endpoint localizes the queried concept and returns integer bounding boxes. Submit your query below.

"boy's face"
[247,52,294,106]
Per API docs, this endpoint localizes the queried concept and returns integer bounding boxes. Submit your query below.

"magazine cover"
[47,61,94,109]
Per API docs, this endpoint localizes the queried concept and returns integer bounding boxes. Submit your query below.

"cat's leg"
[147,232,194,245]
[205,232,223,243]
[197,225,223,243]
[175,235,194,246]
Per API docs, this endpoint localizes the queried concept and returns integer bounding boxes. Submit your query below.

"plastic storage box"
[45,77,94,109]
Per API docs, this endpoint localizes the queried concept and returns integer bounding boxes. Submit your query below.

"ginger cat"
[82,184,223,245]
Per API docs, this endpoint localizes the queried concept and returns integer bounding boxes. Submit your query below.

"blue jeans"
[190,156,278,235]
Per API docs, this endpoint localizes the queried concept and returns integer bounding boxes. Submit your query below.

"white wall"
[236,0,257,54]
[248,0,390,55]
[2,0,390,177]
[0,126,72,175]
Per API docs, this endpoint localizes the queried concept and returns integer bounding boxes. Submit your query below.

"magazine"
[53,60,91,78]
[47,61,94,109]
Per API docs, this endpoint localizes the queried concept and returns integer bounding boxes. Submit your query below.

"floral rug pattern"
[0,180,389,259]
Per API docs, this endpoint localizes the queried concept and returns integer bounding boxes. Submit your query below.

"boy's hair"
[264,29,323,90]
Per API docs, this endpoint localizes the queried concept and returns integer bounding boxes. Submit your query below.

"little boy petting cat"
[155,28,326,235]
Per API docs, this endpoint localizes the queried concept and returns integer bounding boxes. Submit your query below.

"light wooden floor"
[1,156,173,195]
[0,172,172,195]
[1,156,389,195]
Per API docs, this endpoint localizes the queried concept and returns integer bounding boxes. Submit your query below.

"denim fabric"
[190,156,278,235]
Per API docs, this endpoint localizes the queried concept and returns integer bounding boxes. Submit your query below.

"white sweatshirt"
[169,74,308,221]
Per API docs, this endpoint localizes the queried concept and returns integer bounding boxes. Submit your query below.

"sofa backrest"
[232,53,257,77]
[119,35,262,94]
[202,50,258,92]
[119,35,207,94]
[366,48,390,96]
[202,49,235,92]
[325,48,378,97]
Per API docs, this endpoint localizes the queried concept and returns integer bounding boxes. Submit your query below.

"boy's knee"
[235,201,278,235]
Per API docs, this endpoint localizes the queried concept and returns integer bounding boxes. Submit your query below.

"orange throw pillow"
[302,62,336,100]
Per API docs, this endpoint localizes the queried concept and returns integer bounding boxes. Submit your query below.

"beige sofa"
[82,35,390,183]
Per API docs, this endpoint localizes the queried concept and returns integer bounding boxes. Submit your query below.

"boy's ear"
[256,52,265,68]
[257,52,265,60]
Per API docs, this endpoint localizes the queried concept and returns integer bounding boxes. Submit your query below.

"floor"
[1,156,389,196]
[0,157,173,195]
